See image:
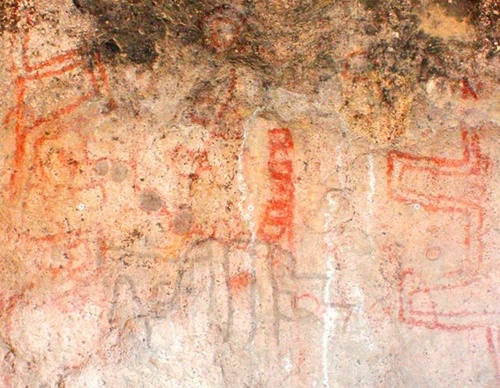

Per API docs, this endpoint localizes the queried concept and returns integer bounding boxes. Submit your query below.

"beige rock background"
[0,0,499,386]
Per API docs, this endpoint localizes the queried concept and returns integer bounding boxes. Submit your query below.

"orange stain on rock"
[227,271,253,295]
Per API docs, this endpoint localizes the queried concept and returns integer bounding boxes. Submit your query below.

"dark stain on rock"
[65,0,497,143]
[111,163,129,183]
[173,210,194,235]
[0,0,20,35]
[432,0,481,21]
[123,228,144,248]
[73,0,166,65]
[477,0,500,57]
[95,159,110,176]
[359,0,381,11]
[360,0,487,84]
[103,39,121,55]
[140,190,162,212]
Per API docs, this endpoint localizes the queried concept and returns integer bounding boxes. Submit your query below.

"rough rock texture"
[0,0,499,386]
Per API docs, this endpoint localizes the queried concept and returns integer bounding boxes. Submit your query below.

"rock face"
[0,0,499,386]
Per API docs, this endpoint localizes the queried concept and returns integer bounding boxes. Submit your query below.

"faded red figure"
[387,128,499,382]
[171,126,331,385]
[4,3,112,200]
[2,0,113,258]
[0,3,114,385]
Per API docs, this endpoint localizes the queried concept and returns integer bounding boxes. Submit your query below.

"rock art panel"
[387,128,499,384]
[0,0,499,387]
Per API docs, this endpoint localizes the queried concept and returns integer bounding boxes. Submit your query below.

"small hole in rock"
[104,39,121,55]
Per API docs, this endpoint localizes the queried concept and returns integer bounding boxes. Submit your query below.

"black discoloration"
[66,0,497,144]
[477,0,500,58]
[359,0,486,87]
[103,39,121,55]
[73,0,83,10]
[433,0,481,21]
[0,0,20,35]
[69,0,495,86]
[73,0,165,65]
[359,0,381,11]
[367,32,461,85]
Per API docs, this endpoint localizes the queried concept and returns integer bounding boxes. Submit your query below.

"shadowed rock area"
[68,0,500,141]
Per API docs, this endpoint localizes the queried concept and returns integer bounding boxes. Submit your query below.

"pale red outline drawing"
[387,129,499,382]
[0,8,115,383]
[1,2,114,272]
[4,2,113,202]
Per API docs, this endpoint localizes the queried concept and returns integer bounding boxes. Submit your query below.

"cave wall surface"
[0,0,499,386]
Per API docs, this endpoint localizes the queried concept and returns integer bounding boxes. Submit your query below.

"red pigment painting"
[387,129,499,381]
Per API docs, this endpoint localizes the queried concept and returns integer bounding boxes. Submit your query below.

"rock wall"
[0,0,499,386]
